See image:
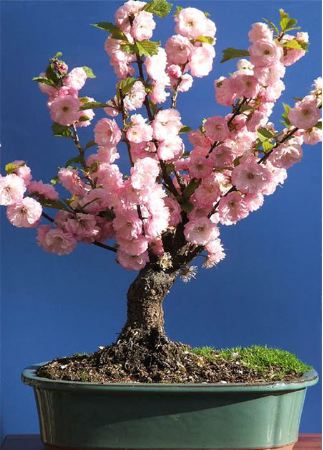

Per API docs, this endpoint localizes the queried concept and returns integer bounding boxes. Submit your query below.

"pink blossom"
[77,97,95,127]
[246,111,268,132]
[7,197,42,228]
[231,157,272,194]
[261,162,287,195]
[193,174,221,209]
[248,23,273,43]
[117,248,149,270]
[288,98,321,130]
[150,82,170,104]
[10,161,32,185]
[153,109,183,141]
[244,193,264,211]
[303,127,322,145]
[145,48,167,81]
[188,130,212,147]
[215,77,236,106]
[37,225,77,255]
[166,35,192,65]
[264,80,285,102]
[175,7,208,39]
[79,188,112,213]
[232,74,260,99]
[104,37,135,79]
[157,136,184,161]
[164,197,182,227]
[0,174,26,206]
[94,118,122,147]
[189,45,215,78]
[62,213,100,242]
[149,238,165,256]
[177,74,193,92]
[126,114,153,143]
[115,0,146,33]
[269,140,303,169]
[184,217,219,246]
[203,238,226,268]
[63,67,87,91]
[49,95,80,126]
[131,11,156,41]
[253,63,285,85]
[249,39,283,68]
[104,104,119,117]
[95,218,115,242]
[218,191,249,225]
[204,116,230,142]
[123,81,146,111]
[113,209,143,240]
[209,144,235,169]
[28,180,59,201]
[188,146,213,179]
[118,236,148,256]
[58,167,86,196]
[131,157,159,189]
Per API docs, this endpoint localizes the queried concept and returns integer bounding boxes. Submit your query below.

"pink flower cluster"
[0,163,54,229]
[2,2,322,275]
[39,66,95,127]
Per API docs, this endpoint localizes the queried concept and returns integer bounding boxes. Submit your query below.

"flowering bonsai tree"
[1,0,321,382]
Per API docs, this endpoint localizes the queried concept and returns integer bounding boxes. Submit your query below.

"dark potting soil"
[37,331,309,384]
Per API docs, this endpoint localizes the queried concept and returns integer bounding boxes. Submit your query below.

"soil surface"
[37,331,307,384]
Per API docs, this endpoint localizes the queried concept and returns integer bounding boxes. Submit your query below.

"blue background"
[0,0,321,442]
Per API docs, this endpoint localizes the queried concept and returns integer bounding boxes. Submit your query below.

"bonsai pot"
[22,363,318,450]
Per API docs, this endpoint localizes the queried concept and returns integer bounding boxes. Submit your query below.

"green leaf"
[263,18,279,35]
[91,22,127,41]
[279,9,298,32]
[78,115,90,122]
[121,42,137,54]
[315,121,322,130]
[195,35,215,45]
[65,156,83,167]
[118,77,137,95]
[175,5,183,15]
[179,126,192,134]
[221,48,250,63]
[5,162,24,174]
[82,66,96,78]
[180,199,194,213]
[283,39,308,51]
[53,51,63,59]
[262,140,274,153]
[45,63,61,84]
[32,76,55,86]
[79,101,109,110]
[183,179,201,199]
[144,0,173,17]
[282,103,291,127]
[257,127,275,142]
[50,176,59,186]
[52,123,72,138]
[85,140,97,149]
[135,40,160,57]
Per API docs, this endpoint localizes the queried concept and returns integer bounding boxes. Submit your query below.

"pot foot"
[44,443,296,450]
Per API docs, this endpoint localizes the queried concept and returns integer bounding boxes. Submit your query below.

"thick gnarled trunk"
[119,265,177,340]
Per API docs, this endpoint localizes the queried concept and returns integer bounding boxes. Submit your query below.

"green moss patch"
[191,345,312,381]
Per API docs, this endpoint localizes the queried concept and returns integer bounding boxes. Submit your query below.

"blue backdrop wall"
[1,0,322,440]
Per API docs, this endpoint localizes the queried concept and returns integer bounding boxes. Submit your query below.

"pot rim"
[22,363,319,393]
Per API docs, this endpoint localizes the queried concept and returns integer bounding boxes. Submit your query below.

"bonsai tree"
[1,0,321,382]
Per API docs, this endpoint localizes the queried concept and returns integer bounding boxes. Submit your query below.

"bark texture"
[119,265,177,339]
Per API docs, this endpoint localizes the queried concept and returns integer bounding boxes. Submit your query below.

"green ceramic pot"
[22,364,318,450]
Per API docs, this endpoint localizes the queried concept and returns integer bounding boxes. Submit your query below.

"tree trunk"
[118,265,177,340]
